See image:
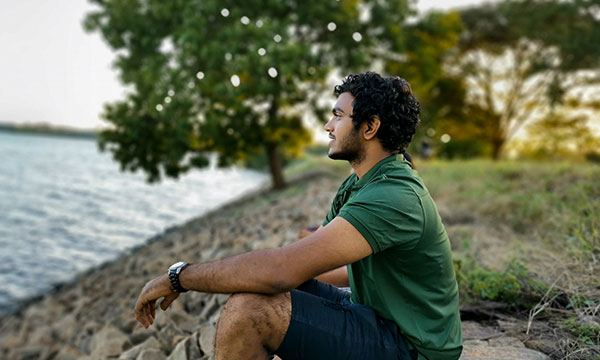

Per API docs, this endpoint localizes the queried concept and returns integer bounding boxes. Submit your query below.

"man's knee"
[221,292,290,323]
[218,292,291,350]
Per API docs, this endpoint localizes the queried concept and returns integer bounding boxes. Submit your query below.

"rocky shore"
[0,171,551,360]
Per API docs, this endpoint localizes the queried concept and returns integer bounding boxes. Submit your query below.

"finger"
[142,303,151,328]
[149,299,156,320]
[160,292,180,310]
[135,299,146,327]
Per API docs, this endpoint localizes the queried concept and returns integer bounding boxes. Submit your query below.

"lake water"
[0,131,268,315]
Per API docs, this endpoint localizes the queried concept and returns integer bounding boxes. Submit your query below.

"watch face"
[170,261,184,270]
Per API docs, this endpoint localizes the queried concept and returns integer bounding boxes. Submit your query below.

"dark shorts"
[275,279,415,360]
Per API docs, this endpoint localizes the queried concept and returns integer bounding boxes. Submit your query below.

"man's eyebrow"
[332,107,346,114]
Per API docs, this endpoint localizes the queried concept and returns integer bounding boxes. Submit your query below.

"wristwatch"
[168,261,189,293]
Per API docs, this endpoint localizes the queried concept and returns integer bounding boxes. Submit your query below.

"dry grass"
[417,159,600,358]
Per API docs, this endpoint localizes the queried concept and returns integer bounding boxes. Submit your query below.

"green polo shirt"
[323,154,462,360]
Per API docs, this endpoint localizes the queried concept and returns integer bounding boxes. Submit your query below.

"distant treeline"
[0,122,98,139]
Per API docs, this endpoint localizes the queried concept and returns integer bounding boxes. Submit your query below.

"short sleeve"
[337,182,424,253]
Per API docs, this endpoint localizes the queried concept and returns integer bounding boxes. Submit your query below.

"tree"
[84,0,414,189]
[381,11,465,154]
[516,112,600,158]
[442,0,600,159]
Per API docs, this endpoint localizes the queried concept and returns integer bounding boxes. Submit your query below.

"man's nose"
[324,118,333,132]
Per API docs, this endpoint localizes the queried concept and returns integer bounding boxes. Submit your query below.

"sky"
[0,0,492,130]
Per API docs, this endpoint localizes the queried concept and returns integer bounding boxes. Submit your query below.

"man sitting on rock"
[134,72,463,360]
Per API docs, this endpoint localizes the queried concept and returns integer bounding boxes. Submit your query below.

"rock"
[28,324,55,346]
[53,346,85,360]
[137,349,166,360]
[12,344,53,360]
[120,336,161,359]
[199,296,220,322]
[89,324,132,358]
[166,338,187,360]
[157,321,185,353]
[198,323,216,356]
[214,294,230,306]
[0,334,23,350]
[53,313,77,343]
[187,332,203,360]
[169,309,197,334]
[462,321,503,340]
[183,292,209,316]
[524,339,558,356]
[166,335,201,360]
[130,327,158,345]
[487,336,525,348]
[461,338,551,360]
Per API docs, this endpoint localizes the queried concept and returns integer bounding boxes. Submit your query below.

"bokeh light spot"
[273,34,282,43]
[327,22,337,31]
[258,48,266,56]
[241,16,250,25]
[352,32,363,42]
[221,8,230,17]
[230,75,241,87]
[156,104,163,112]
[164,96,172,104]
[196,71,205,80]
[268,67,278,78]
[441,134,451,143]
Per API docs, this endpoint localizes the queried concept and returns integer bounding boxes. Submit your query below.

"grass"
[417,159,600,357]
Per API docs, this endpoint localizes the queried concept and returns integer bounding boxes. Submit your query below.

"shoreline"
[1,169,329,321]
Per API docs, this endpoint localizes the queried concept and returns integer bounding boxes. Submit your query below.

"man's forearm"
[178,248,298,295]
[315,266,349,287]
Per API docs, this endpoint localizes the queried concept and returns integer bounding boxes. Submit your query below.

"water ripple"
[0,131,268,314]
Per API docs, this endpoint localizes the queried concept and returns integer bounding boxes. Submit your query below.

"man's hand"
[134,274,180,328]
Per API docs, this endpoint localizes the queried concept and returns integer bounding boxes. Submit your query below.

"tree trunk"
[266,143,286,190]
[491,139,504,160]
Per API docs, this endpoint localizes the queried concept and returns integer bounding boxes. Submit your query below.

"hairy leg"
[215,292,291,360]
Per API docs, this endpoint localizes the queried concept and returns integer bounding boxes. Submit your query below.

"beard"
[328,128,366,164]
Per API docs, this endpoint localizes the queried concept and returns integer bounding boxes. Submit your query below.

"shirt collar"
[352,153,404,189]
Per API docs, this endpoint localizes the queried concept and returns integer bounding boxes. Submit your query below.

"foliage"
[83,0,415,188]
[437,138,490,159]
[383,11,465,150]
[440,0,600,159]
[514,112,600,159]
[456,259,548,308]
[561,317,600,346]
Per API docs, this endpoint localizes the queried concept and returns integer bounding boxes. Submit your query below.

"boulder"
[198,323,216,357]
[120,336,161,360]
[53,346,85,360]
[89,324,132,358]
[137,349,166,360]
[166,334,202,360]
[461,338,551,360]
[157,321,185,353]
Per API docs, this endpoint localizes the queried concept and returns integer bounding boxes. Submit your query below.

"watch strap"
[168,262,189,293]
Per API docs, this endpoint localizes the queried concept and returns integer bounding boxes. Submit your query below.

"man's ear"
[362,116,381,140]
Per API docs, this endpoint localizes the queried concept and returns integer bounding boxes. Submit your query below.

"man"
[134,72,462,360]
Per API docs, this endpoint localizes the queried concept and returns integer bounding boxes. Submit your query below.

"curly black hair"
[333,72,420,154]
